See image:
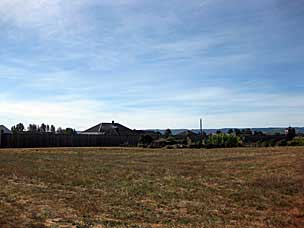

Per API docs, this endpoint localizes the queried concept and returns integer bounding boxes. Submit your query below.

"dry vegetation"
[0,147,303,228]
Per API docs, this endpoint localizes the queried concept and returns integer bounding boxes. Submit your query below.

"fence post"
[0,131,2,148]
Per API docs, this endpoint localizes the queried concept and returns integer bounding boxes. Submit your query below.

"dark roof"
[175,130,199,140]
[81,122,138,136]
[83,123,101,133]
[0,125,12,134]
[176,130,198,137]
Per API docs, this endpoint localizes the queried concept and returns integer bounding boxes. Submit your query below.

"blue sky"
[0,0,304,130]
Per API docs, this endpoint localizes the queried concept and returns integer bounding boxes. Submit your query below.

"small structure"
[80,121,138,136]
[0,125,11,147]
[285,127,296,139]
[0,125,12,134]
[175,130,200,141]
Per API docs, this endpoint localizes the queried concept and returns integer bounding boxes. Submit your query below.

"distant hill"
[148,127,304,135]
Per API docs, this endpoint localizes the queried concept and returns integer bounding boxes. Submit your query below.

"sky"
[0,0,304,130]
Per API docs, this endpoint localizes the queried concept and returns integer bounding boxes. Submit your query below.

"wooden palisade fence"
[0,133,140,148]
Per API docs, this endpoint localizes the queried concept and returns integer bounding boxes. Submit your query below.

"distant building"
[285,127,296,139]
[134,130,161,140]
[175,130,200,141]
[80,121,138,136]
[0,125,12,134]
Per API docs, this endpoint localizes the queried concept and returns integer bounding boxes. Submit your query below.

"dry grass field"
[0,147,303,228]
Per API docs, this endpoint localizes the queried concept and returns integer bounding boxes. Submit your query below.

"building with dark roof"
[80,121,138,136]
[175,130,201,142]
[0,125,12,134]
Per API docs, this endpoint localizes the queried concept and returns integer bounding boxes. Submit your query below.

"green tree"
[253,131,264,136]
[40,123,47,133]
[206,133,242,148]
[164,129,172,138]
[234,129,241,136]
[228,129,233,134]
[50,125,56,134]
[56,127,64,134]
[288,137,304,146]
[286,127,296,140]
[139,135,153,147]
[11,126,17,133]
[28,124,38,132]
[63,128,77,135]
[242,128,253,136]
[16,123,24,132]
[155,131,162,139]
[11,123,25,133]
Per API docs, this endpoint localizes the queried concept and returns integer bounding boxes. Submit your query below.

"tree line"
[139,127,298,149]
[11,123,77,135]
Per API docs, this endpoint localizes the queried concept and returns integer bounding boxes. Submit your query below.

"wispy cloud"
[0,0,304,129]
[1,84,304,130]
[0,0,90,38]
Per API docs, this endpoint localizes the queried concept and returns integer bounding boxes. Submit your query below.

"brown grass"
[0,147,303,227]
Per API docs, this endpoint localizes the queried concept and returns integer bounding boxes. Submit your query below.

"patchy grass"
[0,147,303,227]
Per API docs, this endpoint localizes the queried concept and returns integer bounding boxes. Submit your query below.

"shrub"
[286,127,296,140]
[276,139,288,147]
[138,135,153,147]
[261,141,270,147]
[166,136,178,145]
[164,129,172,138]
[205,133,242,148]
[288,137,304,146]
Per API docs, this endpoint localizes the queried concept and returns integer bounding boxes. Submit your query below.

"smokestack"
[200,118,203,136]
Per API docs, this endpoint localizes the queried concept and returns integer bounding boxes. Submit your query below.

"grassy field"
[0,147,303,228]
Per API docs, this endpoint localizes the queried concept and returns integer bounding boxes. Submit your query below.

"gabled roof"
[81,122,138,136]
[82,123,102,133]
[0,125,12,134]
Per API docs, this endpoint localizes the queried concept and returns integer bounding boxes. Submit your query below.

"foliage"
[138,135,153,147]
[253,131,264,136]
[64,128,78,135]
[40,123,47,132]
[286,127,296,140]
[288,137,304,146]
[11,123,25,133]
[56,127,63,134]
[234,128,241,136]
[57,127,77,135]
[50,125,56,133]
[260,139,276,147]
[227,129,234,134]
[241,128,253,136]
[164,129,172,138]
[155,131,162,137]
[27,123,56,133]
[166,136,178,145]
[28,124,38,132]
[276,139,288,146]
[206,133,242,148]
